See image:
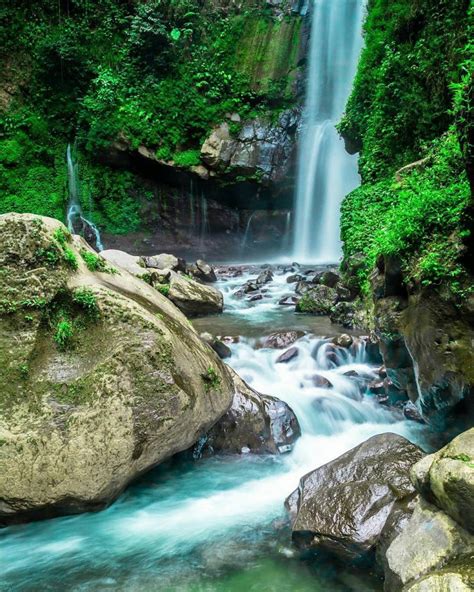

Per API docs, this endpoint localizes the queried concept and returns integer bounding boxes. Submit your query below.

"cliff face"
[339,0,474,424]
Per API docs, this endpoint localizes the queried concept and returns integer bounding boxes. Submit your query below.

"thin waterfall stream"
[292,0,365,263]
[66,144,104,252]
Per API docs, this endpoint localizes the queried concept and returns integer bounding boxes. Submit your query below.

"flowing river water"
[0,266,430,592]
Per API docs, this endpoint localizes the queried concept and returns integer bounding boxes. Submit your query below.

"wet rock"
[197,369,301,456]
[410,428,474,533]
[312,374,333,389]
[256,269,274,286]
[143,253,186,272]
[360,335,383,365]
[343,370,359,378]
[276,347,299,363]
[368,380,386,396]
[168,271,223,317]
[279,296,299,306]
[329,301,358,328]
[243,281,259,293]
[286,433,424,561]
[262,331,305,349]
[332,334,353,348]
[248,293,263,302]
[403,401,425,424]
[287,274,303,283]
[335,284,353,302]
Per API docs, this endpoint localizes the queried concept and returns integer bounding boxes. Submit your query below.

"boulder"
[410,428,474,533]
[286,274,303,283]
[262,330,305,349]
[197,369,301,455]
[168,272,224,317]
[285,433,424,561]
[384,498,474,591]
[295,280,312,295]
[0,214,234,525]
[295,285,336,315]
[143,253,186,273]
[101,249,145,277]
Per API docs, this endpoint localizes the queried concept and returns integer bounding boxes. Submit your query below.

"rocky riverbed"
[0,214,472,592]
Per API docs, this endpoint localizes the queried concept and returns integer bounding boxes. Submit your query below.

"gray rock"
[285,433,424,561]
[189,259,217,283]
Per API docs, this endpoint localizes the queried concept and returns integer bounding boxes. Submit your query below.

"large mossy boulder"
[0,214,234,524]
[285,433,423,561]
[410,428,474,533]
[197,368,301,456]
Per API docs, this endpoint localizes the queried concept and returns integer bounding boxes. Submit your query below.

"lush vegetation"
[339,0,473,296]
[0,0,302,233]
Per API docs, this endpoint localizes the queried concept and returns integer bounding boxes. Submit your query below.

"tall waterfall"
[66,144,104,252]
[292,0,365,263]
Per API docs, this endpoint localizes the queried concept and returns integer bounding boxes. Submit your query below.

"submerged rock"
[196,369,301,456]
[276,347,299,363]
[0,214,234,525]
[285,433,424,561]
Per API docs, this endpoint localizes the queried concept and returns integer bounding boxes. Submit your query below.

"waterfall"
[66,144,104,252]
[292,0,365,263]
[240,212,256,253]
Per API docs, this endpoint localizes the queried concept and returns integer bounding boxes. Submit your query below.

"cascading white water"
[292,0,365,263]
[66,144,104,252]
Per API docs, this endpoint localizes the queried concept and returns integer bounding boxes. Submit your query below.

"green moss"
[80,249,116,274]
[202,366,221,391]
[157,284,170,297]
[54,319,74,351]
[72,288,99,318]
